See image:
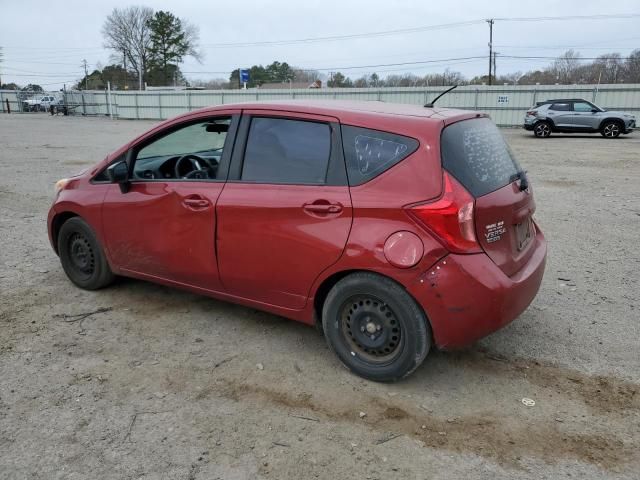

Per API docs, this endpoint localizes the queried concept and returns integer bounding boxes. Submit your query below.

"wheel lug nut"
[360,326,365,333]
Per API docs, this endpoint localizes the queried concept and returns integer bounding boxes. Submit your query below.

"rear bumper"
[523,123,535,131]
[408,228,547,349]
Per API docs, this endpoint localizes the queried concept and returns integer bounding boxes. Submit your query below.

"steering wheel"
[174,154,212,179]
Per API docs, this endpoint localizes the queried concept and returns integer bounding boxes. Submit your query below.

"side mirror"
[106,160,130,193]
[591,108,599,113]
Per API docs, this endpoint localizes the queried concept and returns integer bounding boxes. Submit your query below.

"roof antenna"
[424,85,457,108]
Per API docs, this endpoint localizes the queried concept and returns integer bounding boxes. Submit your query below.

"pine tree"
[147,11,193,86]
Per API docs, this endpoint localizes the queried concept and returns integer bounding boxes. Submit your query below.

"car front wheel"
[534,121,552,138]
[58,217,115,290]
[601,121,622,138]
[322,272,431,382]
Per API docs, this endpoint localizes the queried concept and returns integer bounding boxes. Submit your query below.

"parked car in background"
[48,101,546,382]
[524,98,635,138]
[23,94,59,112]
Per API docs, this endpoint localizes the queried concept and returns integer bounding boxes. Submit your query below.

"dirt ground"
[1,113,638,480]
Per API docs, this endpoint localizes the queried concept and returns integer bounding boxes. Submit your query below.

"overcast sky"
[1,0,639,88]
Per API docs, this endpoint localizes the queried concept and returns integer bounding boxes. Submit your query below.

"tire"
[533,121,552,138]
[57,217,114,290]
[321,272,431,382]
[601,120,622,138]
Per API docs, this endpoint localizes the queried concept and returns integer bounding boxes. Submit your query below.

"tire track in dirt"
[213,347,639,472]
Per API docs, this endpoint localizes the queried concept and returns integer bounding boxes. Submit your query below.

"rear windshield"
[440,118,521,197]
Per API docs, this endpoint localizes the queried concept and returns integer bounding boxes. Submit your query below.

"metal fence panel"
[2,84,639,125]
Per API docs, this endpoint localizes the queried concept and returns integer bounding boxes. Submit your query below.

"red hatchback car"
[48,101,546,381]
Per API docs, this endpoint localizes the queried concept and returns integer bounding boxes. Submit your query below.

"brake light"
[406,172,482,254]
[526,110,538,117]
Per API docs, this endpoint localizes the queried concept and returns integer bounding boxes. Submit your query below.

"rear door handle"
[182,196,210,209]
[303,202,343,214]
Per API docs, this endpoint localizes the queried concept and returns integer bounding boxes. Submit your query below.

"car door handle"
[303,202,343,214]
[182,196,210,209]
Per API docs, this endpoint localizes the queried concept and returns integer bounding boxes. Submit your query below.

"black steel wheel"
[340,295,403,364]
[58,217,114,290]
[67,232,96,281]
[322,272,431,382]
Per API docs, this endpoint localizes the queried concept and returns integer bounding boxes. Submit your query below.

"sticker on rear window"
[354,135,408,175]
[342,126,419,186]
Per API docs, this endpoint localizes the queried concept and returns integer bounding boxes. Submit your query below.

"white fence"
[2,84,639,126]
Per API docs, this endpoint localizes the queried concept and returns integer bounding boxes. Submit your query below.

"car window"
[441,118,521,198]
[133,118,230,181]
[341,126,418,186]
[241,117,331,184]
[573,102,594,112]
[549,103,571,111]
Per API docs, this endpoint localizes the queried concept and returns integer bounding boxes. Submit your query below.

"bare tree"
[551,49,582,84]
[183,21,203,63]
[292,68,323,83]
[591,53,624,84]
[102,6,154,87]
[626,49,640,83]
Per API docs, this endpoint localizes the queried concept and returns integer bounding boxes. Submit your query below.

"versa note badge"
[485,221,506,243]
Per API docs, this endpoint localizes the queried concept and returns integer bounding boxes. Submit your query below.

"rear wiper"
[510,170,529,191]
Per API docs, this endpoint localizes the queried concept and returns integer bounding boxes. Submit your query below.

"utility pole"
[486,19,494,85]
[123,53,127,90]
[138,55,143,91]
[82,59,89,90]
[493,51,498,83]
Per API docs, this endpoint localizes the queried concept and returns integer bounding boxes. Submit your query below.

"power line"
[182,56,492,76]
[199,20,485,48]
[495,13,640,22]
[4,59,90,66]
[2,13,638,60]
[501,54,635,61]
[2,72,82,77]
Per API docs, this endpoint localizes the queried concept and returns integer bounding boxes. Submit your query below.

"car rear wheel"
[533,121,552,138]
[58,217,114,290]
[601,121,622,138]
[322,272,430,382]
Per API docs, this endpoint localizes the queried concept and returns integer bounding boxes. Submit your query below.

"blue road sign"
[240,69,250,83]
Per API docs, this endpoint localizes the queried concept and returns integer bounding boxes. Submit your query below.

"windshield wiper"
[510,170,529,191]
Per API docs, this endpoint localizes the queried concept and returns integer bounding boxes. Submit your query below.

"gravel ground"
[1,113,638,480]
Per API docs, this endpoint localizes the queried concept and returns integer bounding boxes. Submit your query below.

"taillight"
[526,110,538,117]
[406,172,482,254]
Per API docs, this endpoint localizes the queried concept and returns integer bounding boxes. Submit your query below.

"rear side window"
[441,118,520,197]
[549,103,571,111]
[241,117,330,184]
[342,126,418,186]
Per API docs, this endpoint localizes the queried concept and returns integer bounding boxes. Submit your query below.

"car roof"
[191,100,479,124]
[536,98,590,105]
